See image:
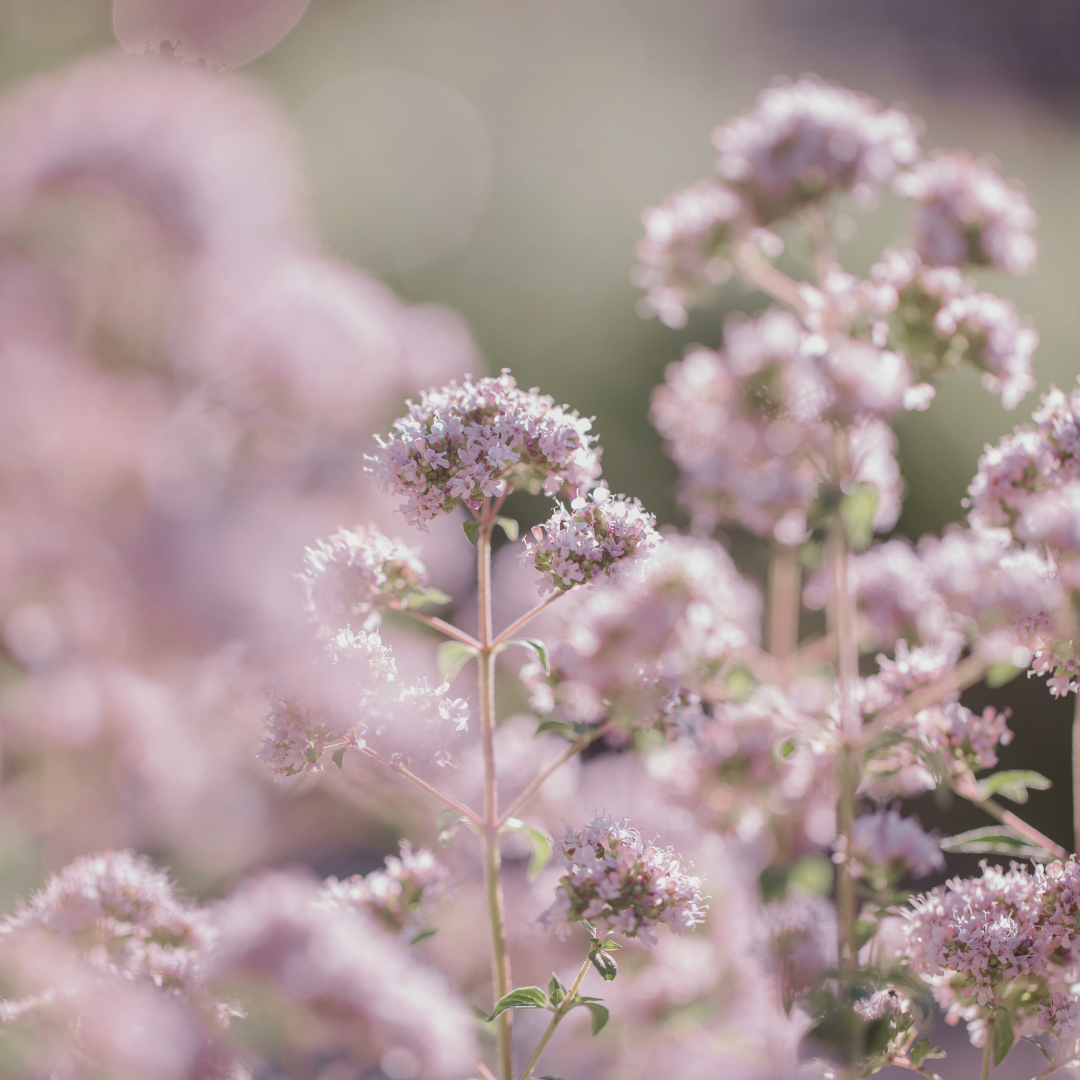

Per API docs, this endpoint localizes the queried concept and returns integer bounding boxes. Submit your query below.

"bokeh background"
[2,2,1079,1075]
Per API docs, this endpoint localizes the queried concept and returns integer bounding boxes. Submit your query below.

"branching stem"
[515,955,593,1080]
[403,609,481,651]
[492,594,562,650]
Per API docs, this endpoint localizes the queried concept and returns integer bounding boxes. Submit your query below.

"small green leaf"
[504,819,553,881]
[331,747,347,769]
[495,516,520,542]
[986,661,1021,688]
[723,664,756,702]
[436,809,465,846]
[487,986,551,1020]
[939,825,1050,859]
[548,973,567,1006]
[788,855,833,897]
[509,638,550,674]
[535,719,576,740]
[583,1001,609,1035]
[993,1015,1015,1066]
[909,1038,931,1068]
[1022,1036,1055,1064]
[437,640,476,684]
[409,927,439,945]
[588,949,618,981]
[977,770,1052,805]
[463,519,481,545]
[840,484,879,552]
[403,586,452,609]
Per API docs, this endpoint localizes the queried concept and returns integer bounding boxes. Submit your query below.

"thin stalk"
[982,1014,995,1080]
[951,774,1068,860]
[1073,691,1080,854]
[767,542,801,661]
[860,653,989,746]
[492,594,561,649]
[1028,1059,1066,1080]
[499,720,615,828]
[734,245,809,315]
[403,609,481,651]
[356,746,484,827]
[477,515,514,1080]
[515,955,592,1080]
[892,1063,945,1080]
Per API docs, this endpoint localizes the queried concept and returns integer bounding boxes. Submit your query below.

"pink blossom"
[849,810,944,879]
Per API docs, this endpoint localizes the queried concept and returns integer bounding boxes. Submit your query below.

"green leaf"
[535,719,576,740]
[582,1001,609,1035]
[437,640,476,684]
[508,638,550,674]
[487,986,551,1020]
[588,948,618,981]
[788,855,833,897]
[436,810,465,846]
[986,661,1021,688]
[976,770,1052,805]
[939,825,1050,859]
[909,1038,931,1068]
[1022,1036,1055,1064]
[409,927,439,944]
[463,519,481,545]
[547,973,567,1007]
[495,516,519,542]
[993,1015,1015,1066]
[331,747,347,769]
[504,818,553,881]
[403,586,452,609]
[840,484,879,552]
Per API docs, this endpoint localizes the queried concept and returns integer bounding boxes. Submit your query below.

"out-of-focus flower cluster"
[540,816,707,944]
[523,488,660,593]
[369,370,601,526]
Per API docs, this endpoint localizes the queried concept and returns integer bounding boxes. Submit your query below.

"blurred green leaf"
[840,484,878,552]
[463,519,481,545]
[976,770,1051,805]
[403,586,452,609]
[986,662,1022,688]
[504,818,553,881]
[437,640,476,684]
[495,516,519,541]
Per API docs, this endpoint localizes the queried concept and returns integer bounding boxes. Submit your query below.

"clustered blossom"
[905,859,1080,1045]
[257,628,470,779]
[848,810,944,880]
[210,870,477,1079]
[761,895,838,1003]
[0,850,211,997]
[894,151,1038,275]
[873,248,1037,410]
[524,535,761,728]
[523,487,660,593]
[368,371,601,526]
[539,816,707,944]
[650,311,905,540]
[633,178,744,328]
[300,524,429,635]
[321,841,450,937]
[713,76,921,225]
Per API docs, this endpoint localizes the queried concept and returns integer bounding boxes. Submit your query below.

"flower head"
[895,151,1037,274]
[713,76,921,225]
[368,371,601,527]
[849,810,944,880]
[633,179,744,328]
[300,524,430,635]
[523,488,660,594]
[539,816,707,944]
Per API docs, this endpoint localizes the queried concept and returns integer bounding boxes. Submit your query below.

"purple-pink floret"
[539,816,707,945]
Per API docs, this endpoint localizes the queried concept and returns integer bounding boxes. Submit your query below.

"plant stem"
[356,745,484,827]
[767,542,801,661]
[982,1015,995,1080]
[951,775,1068,860]
[403,609,482,651]
[1073,691,1080,854]
[515,955,593,1080]
[491,594,561,649]
[477,512,514,1080]
[734,244,809,315]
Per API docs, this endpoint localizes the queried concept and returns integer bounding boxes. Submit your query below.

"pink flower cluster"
[650,310,905,540]
[874,248,1037,410]
[524,535,762,727]
[539,816,707,944]
[713,76,921,225]
[300,524,430,635]
[523,487,660,593]
[369,370,601,526]
[257,628,471,778]
[905,859,1080,1044]
[633,179,744,328]
[894,151,1038,275]
[321,841,450,937]
[849,810,944,880]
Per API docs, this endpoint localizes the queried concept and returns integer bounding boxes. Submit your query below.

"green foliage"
[503,818,554,881]
[976,770,1051,805]
[437,640,476,683]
